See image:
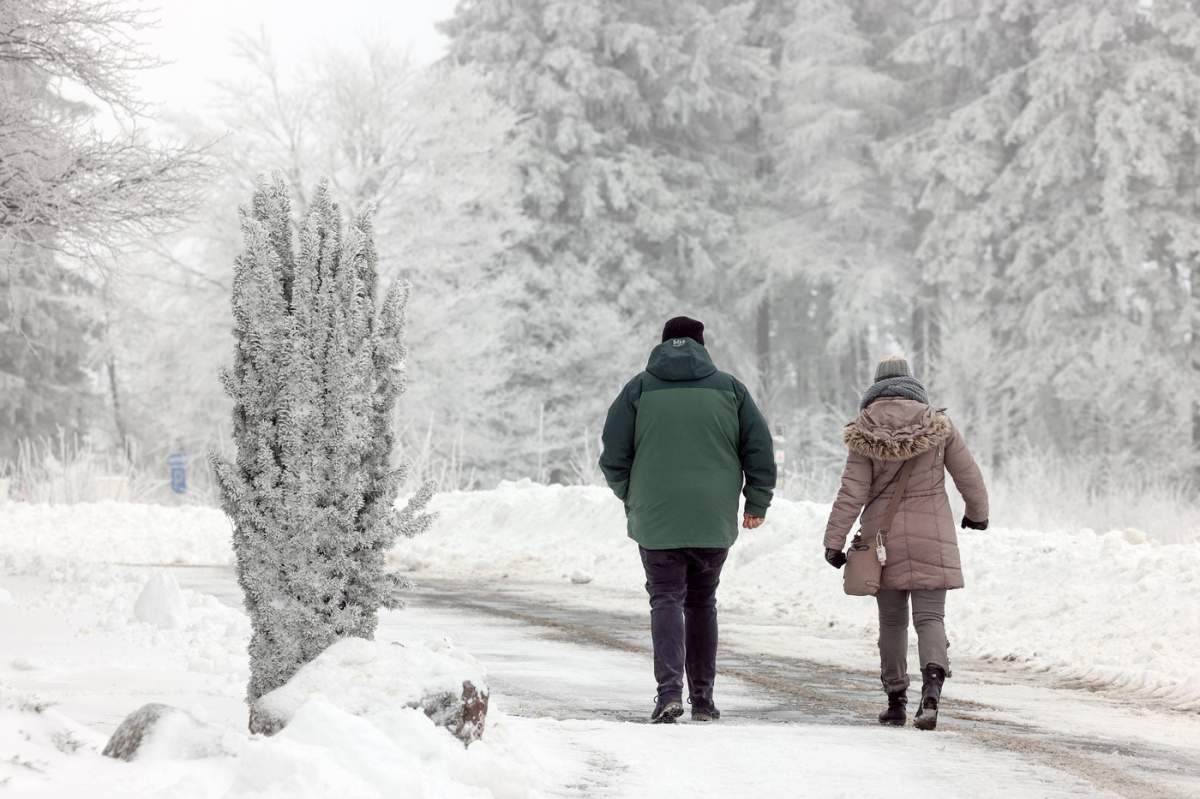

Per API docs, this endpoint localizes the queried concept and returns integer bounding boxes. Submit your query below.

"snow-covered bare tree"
[0,0,206,459]
[211,177,432,731]
[140,36,530,486]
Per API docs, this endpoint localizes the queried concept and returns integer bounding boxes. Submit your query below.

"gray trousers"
[876,589,950,694]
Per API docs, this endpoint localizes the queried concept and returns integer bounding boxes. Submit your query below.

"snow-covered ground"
[5,483,1198,711]
[406,482,1200,711]
[3,485,1199,797]
[0,558,1131,798]
[0,556,564,798]
[392,593,1200,798]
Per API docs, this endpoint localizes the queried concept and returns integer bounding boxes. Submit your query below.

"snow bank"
[231,696,536,799]
[0,687,109,793]
[254,637,487,738]
[0,500,232,567]
[3,675,561,799]
[396,481,1200,712]
[224,635,547,799]
[1,560,561,797]
[0,554,249,681]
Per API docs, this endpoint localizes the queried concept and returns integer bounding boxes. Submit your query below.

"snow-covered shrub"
[211,176,432,731]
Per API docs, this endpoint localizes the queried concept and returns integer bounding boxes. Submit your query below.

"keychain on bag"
[875,532,887,566]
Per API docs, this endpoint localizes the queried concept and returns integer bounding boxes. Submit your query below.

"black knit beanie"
[662,316,705,345]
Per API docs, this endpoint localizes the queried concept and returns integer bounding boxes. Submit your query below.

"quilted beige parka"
[823,398,989,591]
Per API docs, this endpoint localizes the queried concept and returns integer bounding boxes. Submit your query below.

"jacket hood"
[646,337,718,382]
[843,397,951,461]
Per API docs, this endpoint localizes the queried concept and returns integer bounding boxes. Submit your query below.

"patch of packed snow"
[134,572,190,630]
[512,716,1104,798]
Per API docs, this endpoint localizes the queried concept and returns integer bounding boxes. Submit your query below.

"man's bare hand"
[742,514,764,530]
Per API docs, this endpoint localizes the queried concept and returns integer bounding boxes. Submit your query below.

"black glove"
[961,516,989,531]
[824,548,847,569]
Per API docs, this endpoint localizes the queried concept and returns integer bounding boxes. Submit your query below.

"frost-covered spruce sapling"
[211,176,433,733]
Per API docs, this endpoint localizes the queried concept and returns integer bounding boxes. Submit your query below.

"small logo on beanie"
[671,338,686,347]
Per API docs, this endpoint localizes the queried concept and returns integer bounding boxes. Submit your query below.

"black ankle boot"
[690,696,720,722]
[913,665,946,731]
[650,696,684,724]
[878,690,907,726]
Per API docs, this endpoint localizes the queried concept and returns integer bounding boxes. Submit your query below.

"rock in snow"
[250,637,489,744]
[418,679,489,744]
[133,572,189,630]
[102,703,229,761]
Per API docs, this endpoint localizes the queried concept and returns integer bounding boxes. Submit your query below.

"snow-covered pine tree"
[441,0,770,478]
[878,0,1036,386]
[887,0,1200,480]
[742,0,912,411]
[211,176,432,732]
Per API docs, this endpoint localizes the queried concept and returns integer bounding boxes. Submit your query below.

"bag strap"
[861,463,901,516]
[877,458,917,536]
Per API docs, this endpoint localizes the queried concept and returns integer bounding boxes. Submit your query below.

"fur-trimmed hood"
[843,397,952,461]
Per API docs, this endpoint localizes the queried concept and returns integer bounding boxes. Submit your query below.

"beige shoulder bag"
[844,458,916,597]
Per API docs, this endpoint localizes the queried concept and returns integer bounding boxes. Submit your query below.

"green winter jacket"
[598,337,776,550]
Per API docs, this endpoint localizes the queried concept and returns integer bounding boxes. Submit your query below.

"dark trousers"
[638,546,729,703]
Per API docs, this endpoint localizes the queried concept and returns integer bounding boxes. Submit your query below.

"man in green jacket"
[599,316,776,723]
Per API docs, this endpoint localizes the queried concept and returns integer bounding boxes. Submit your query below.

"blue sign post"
[168,452,188,495]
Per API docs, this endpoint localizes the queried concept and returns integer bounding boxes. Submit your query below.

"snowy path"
[172,567,1200,798]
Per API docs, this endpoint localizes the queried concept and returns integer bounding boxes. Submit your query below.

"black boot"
[650,696,684,724]
[690,696,720,722]
[913,665,946,731]
[877,690,907,727]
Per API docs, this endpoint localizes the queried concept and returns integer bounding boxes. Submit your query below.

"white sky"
[135,0,459,111]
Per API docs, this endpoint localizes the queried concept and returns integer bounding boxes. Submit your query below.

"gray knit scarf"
[860,376,930,410]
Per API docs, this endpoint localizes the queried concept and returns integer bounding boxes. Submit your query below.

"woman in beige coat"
[823,356,989,730]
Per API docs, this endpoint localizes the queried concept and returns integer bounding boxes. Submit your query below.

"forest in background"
[3,0,1199,537]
